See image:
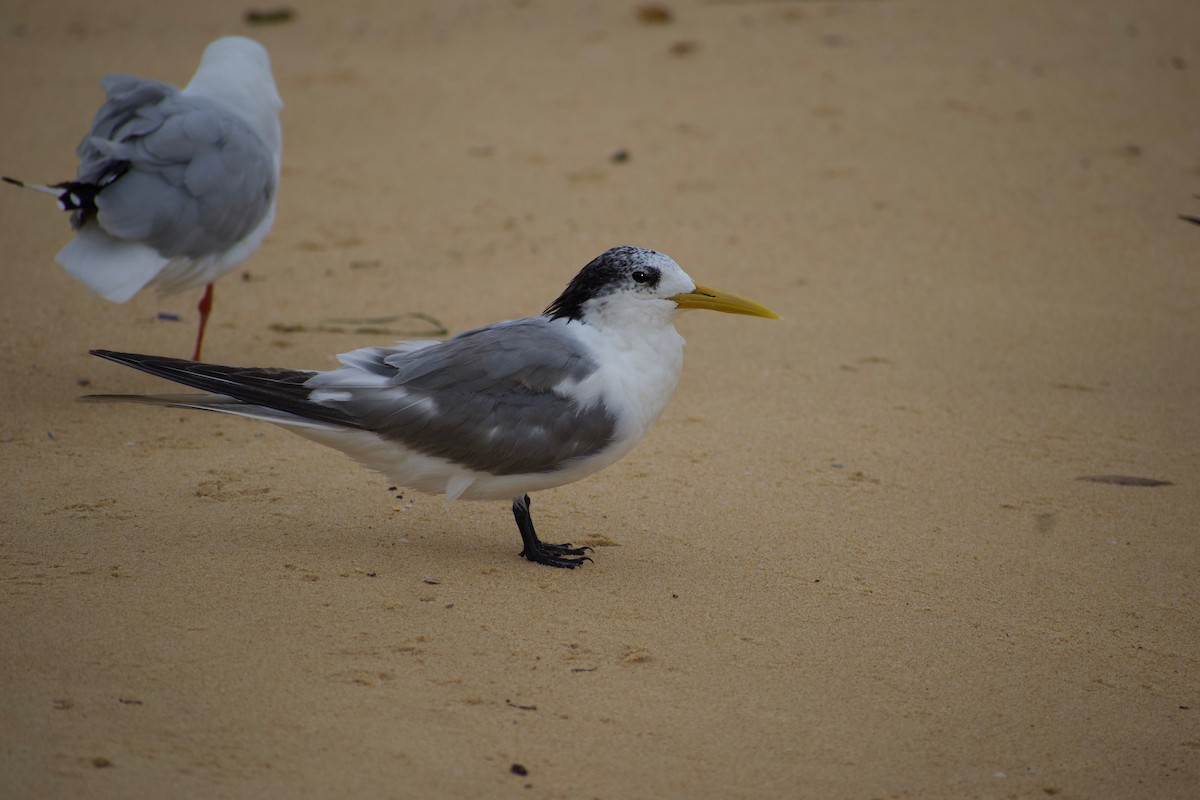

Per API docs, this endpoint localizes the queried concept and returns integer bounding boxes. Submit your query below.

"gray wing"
[311,318,618,476]
[77,74,277,258]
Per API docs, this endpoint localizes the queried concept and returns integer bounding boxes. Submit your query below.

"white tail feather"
[81,392,347,432]
[55,225,168,303]
[2,176,62,198]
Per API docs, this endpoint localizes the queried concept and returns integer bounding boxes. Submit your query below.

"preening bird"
[87,247,779,568]
[5,36,283,361]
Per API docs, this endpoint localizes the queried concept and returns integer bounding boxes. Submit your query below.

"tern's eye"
[631,270,650,284]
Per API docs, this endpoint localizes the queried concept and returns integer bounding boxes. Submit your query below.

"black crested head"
[544,246,665,322]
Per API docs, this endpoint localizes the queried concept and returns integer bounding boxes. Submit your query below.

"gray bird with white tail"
[87,247,779,568]
[5,36,282,361]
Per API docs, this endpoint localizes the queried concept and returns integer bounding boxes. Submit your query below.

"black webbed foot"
[511,494,593,569]
[520,540,593,569]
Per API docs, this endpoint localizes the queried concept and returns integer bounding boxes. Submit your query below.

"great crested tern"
[87,246,779,568]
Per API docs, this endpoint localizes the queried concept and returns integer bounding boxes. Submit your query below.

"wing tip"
[78,392,133,404]
[90,348,141,365]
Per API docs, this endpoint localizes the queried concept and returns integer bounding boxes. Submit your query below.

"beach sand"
[1,1,1197,797]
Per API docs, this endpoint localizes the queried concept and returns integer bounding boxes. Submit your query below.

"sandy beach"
[2,1,1198,797]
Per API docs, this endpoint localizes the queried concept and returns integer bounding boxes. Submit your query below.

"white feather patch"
[56,225,168,303]
[445,474,475,502]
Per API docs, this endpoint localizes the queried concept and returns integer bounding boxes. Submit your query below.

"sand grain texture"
[1,1,1198,798]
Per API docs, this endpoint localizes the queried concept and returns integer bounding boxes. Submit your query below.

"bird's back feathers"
[9,36,283,302]
[89,316,621,479]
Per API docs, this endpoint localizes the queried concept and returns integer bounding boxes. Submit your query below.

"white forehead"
[629,249,694,296]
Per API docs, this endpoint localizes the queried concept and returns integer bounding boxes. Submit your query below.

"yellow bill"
[669,283,781,319]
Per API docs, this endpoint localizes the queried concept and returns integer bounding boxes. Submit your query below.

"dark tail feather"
[5,174,98,215]
[88,349,358,428]
[5,167,126,220]
[3,175,61,196]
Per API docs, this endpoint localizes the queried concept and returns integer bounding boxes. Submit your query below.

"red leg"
[192,283,215,361]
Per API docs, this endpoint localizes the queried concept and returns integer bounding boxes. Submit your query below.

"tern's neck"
[565,308,686,444]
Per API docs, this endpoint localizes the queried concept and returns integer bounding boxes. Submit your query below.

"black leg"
[511,494,592,569]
